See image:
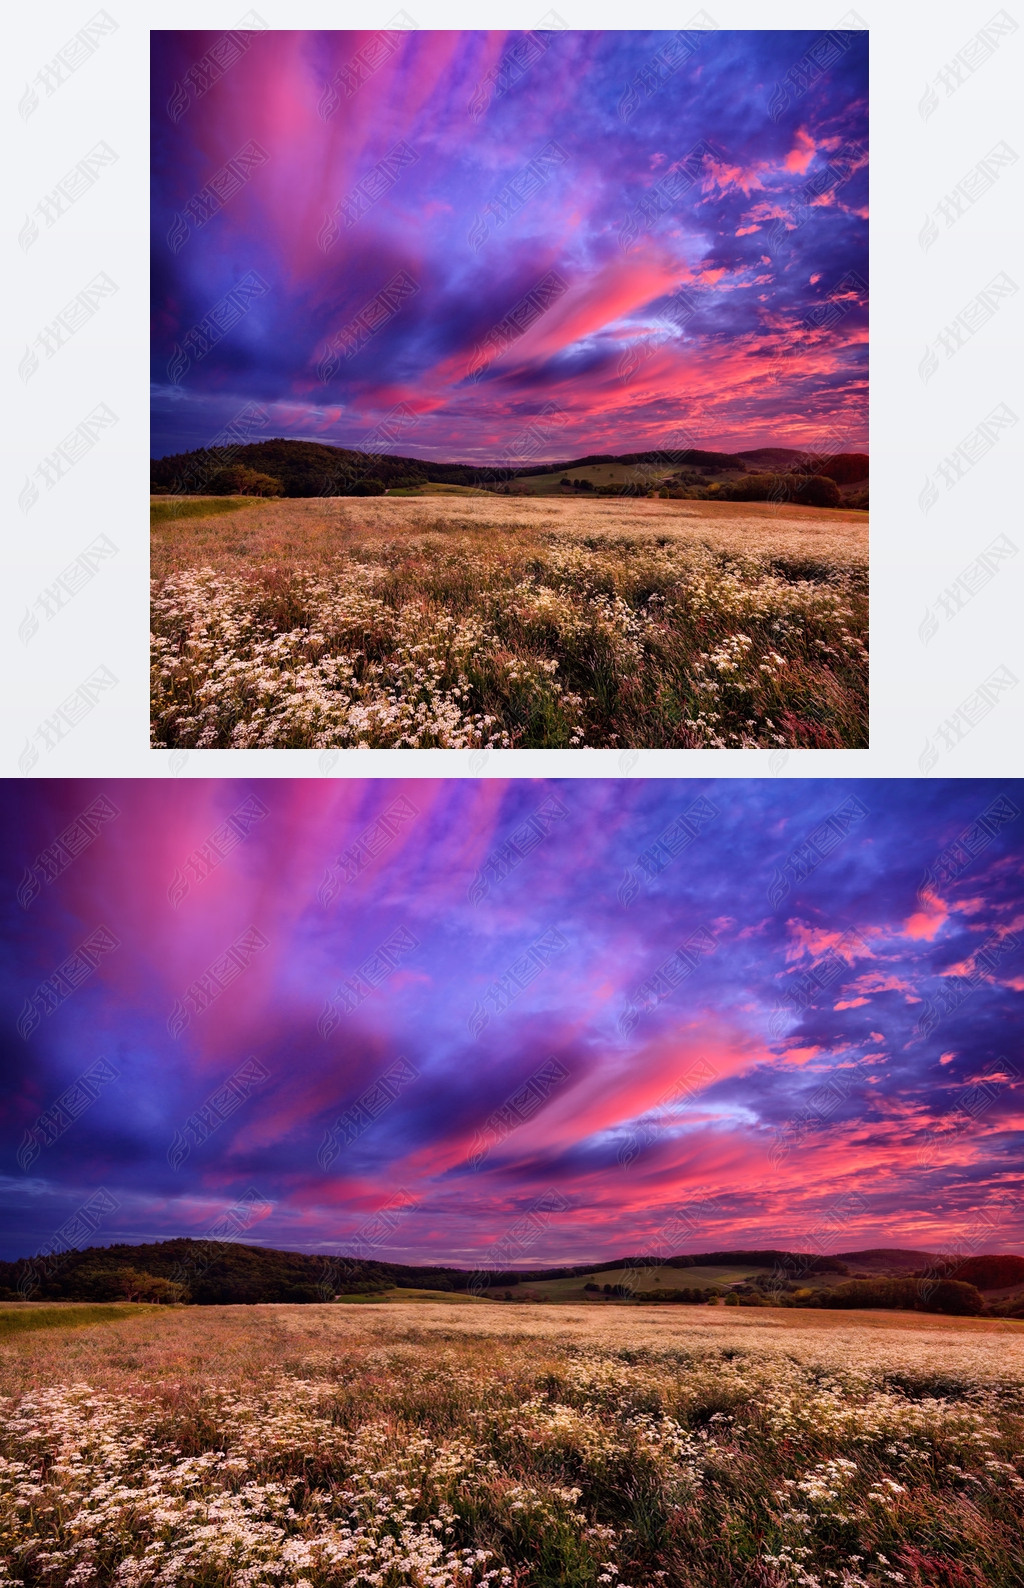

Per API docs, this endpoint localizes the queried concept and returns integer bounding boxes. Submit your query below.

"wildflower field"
[151,496,868,750]
[4,1301,1021,1588]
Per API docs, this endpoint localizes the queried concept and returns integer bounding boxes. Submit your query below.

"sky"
[150,29,868,464]
[3,780,1021,1271]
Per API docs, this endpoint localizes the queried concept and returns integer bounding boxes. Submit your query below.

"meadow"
[151,495,868,751]
[3,1301,1022,1588]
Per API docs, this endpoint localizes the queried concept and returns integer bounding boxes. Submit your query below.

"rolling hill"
[5,1239,1009,1310]
[151,438,868,502]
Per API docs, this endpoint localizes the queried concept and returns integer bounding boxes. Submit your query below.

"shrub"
[207,466,285,497]
[926,1280,985,1316]
[792,474,842,508]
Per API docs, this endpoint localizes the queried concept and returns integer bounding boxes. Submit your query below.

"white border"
[4,0,1022,777]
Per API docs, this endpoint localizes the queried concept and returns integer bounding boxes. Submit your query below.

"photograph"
[150,27,868,750]
[4,777,1024,1588]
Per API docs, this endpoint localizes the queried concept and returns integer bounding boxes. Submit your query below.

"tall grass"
[0,1304,158,1337]
[151,496,867,750]
[2,1304,1021,1587]
[150,496,252,526]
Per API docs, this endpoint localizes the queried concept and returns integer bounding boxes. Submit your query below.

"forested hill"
[151,438,868,498]
[2,1240,859,1305]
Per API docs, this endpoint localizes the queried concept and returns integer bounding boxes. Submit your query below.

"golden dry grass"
[151,495,867,750]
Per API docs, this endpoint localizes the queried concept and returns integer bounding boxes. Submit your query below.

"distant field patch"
[387,482,493,496]
[0,1303,158,1337]
[483,1263,774,1300]
[150,496,251,526]
[335,1287,489,1305]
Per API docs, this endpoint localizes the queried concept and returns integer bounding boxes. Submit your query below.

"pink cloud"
[785,128,817,174]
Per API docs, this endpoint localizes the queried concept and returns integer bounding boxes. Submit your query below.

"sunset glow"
[5,781,1020,1268]
[151,29,868,462]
